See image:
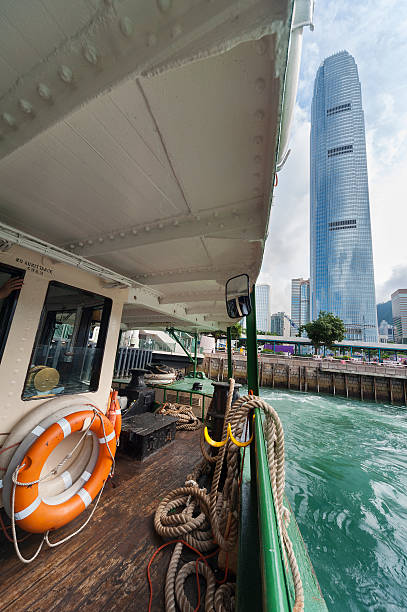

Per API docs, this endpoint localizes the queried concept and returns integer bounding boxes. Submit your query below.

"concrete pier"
[201,354,407,405]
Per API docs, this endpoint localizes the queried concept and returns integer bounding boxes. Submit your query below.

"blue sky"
[259,0,407,314]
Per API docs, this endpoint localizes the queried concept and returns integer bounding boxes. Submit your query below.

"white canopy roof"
[0,0,311,331]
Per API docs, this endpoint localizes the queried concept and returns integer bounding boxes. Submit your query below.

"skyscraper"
[391,289,407,343]
[310,51,378,342]
[290,278,310,336]
[270,312,290,336]
[255,284,271,332]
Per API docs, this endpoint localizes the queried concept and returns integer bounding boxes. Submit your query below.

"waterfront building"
[391,289,407,344]
[310,51,378,342]
[270,312,290,337]
[255,284,271,332]
[290,278,310,336]
[378,320,394,343]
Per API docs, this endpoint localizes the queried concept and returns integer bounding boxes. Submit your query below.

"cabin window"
[0,263,25,362]
[22,281,112,400]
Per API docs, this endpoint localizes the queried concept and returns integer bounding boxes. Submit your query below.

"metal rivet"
[98,237,104,243]
[2,113,16,128]
[120,232,126,238]
[173,220,179,226]
[254,135,263,145]
[255,109,265,120]
[157,0,171,12]
[219,223,225,229]
[147,33,157,47]
[37,83,52,100]
[145,226,150,232]
[78,241,84,247]
[158,223,164,229]
[195,215,201,221]
[69,244,75,249]
[254,155,262,164]
[132,228,138,235]
[59,65,73,84]
[109,234,115,240]
[120,16,133,37]
[256,39,268,55]
[19,99,34,115]
[83,44,98,65]
[172,24,182,38]
[87,239,93,245]
[255,78,266,93]
[213,212,219,218]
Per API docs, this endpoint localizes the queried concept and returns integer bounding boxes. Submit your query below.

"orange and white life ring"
[107,390,122,444]
[11,409,116,534]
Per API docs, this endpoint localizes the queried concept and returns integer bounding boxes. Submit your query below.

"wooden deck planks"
[0,430,202,611]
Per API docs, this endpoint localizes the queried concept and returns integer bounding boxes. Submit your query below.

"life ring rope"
[10,408,115,564]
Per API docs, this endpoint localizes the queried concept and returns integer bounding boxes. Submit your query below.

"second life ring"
[12,409,116,534]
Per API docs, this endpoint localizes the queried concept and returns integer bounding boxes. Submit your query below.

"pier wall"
[201,355,407,405]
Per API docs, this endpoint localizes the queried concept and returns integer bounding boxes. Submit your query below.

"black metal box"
[120,413,177,461]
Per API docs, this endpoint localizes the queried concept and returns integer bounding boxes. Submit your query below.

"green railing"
[253,408,291,610]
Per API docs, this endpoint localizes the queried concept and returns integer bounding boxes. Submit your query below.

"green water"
[253,388,407,611]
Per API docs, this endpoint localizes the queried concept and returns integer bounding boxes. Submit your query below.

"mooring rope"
[153,380,304,611]
[157,403,201,431]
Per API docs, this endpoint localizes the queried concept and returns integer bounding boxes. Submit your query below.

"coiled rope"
[157,403,201,431]
[153,380,304,611]
[10,408,115,564]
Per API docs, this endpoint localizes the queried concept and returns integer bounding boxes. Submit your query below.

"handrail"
[254,407,291,611]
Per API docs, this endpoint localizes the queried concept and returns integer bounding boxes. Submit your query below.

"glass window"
[22,281,112,400]
[0,263,25,362]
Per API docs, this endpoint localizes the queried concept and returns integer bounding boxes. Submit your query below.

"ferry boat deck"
[0,430,202,611]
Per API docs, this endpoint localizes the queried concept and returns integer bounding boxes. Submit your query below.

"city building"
[378,320,394,343]
[255,284,271,332]
[310,51,378,342]
[391,289,407,344]
[270,312,290,336]
[290,278,310,336]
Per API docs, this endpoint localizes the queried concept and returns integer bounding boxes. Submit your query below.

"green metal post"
[227,326,233,379]
[193,331,198,377]
[378,347,381,362]
[350,347,353,357]
[246,286,259,395]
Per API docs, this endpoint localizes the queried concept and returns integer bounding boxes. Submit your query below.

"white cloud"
[258,106,310,313]
[259,0,407,314]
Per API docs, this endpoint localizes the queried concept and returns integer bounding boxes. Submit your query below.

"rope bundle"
[153,381,304,611]
[157,403,201,431]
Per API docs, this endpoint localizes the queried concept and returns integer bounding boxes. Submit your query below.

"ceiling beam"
[187,304,226,315]
[66,199,263,257]
[159,290,224,305]
[133,266,245,286]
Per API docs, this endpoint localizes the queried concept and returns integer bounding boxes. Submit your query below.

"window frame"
[0,262,25,362]
[22,280,112,400]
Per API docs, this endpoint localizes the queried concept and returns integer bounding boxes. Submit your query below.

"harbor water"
[253,387,407,610]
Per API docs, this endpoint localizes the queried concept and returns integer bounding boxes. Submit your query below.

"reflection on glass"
[23,281,111,400]
[225,274,251,319]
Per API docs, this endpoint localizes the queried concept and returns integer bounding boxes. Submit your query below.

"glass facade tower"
[255,284,271,332]
[290,278,310,336]
[310,51,378,342]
